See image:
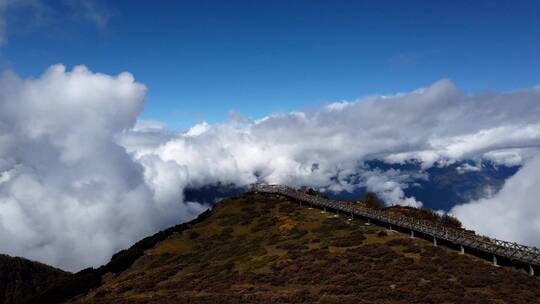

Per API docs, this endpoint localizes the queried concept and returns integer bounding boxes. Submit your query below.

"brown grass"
[69,192,540,304]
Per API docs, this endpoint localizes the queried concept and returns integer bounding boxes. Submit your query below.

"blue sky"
[2,0,539,129]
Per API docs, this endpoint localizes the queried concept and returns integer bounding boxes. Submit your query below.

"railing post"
[460,244,465,254]
[529,264,535,276]
[410,230,414,238]
[493,255,498,267]
[389,224,392,231]
[433,237,437,247]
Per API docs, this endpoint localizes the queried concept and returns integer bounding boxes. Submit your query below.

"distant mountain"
[0,254,69,304]
[182,160,519,211]
[184,183,248,205]
[405,160,519,210]
[326,160,519,211]
[19,191,539,303]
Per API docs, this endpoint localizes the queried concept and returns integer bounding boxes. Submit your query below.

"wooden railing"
[253,184,539,275]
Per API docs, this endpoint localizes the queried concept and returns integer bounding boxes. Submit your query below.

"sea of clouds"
[0,64,539,271]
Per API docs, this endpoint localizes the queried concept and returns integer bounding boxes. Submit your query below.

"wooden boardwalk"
[253,184,539,276]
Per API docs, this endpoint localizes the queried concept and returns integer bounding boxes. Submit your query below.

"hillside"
[60,192,540,304]
[0,254,69,304]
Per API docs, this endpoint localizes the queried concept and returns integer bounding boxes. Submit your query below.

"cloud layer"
[0,64,539,271]
[123,79,540,206]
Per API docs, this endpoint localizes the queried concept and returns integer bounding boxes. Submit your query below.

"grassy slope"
[69,192,540,304]
[0,254,69,304]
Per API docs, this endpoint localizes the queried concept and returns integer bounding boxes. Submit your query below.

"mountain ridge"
[0,254,69,304]
[8,190,540,303]
[58,192,540,303]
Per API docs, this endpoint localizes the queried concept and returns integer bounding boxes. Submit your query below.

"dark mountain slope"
[0,254,69,304]
[66,192,540,304]
[22,209,213,304]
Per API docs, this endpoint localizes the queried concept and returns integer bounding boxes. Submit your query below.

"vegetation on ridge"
[67,192,540,304]
[23,209,214,304]
[0,254,69,304]
[383,205,463,229]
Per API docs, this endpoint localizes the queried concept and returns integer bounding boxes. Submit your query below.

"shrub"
[403,244,421,254]
[386,238,411,247]
[330,237,356,248]
[188,231,200,240]
[386,206,463,229]
[362,192,382,209]
[349,231,366,242]
[441,213,463,229]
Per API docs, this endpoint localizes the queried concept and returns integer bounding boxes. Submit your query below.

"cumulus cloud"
[456,163,481,174]
[122,79,540,209]
[0,65,205,271]
[451,156,540,246]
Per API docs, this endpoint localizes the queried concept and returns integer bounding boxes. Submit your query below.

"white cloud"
[451,156,540,246]
[0,65,204,271]
[185,121,210,137]
[482,148,540,167]
[361,169,424,207]
[122,79,540,210]
[133,119,168,132]
[456,163,481,174]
